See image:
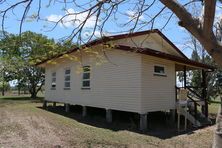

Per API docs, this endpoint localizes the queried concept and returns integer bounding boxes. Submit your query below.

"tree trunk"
[2,71,5,96]
[194,33,222,66]
[160,0,222,67]
[29,84,38,99]
[31,92,37,99]
[1,88,4,96]
[18,86,21,96]
[30,87,37,99]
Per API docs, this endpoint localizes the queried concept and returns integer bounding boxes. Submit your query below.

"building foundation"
[82,106,87,117]
[140,113,147,131]
[170,109,176,123]
[53,102,56,107]
[65,103,70,112]
[43,100,47,109]
[106,109,112,123]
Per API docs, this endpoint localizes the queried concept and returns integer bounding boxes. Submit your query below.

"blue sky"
[1,0,215,58]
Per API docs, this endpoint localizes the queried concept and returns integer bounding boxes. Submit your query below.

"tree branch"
[159,0,201,32]
[159,0,206,48]
[203,0,216,35]
[160,0,222,66]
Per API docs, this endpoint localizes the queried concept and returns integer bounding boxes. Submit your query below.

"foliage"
[0,82,10,93]
[176,34,221,100]
[189,45,221,100]
[0,31,75,98]
[190,50,202,89]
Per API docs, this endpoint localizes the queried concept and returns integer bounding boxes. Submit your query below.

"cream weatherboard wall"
[141,55,176,113]
[44,32,180,114]
[45,48,143,113]
[45,47,177,114]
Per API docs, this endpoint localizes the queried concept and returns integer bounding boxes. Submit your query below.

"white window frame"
[64,68,71,90]
[51,71,56,90]
[82,66,90,89]
[153,64,166,76]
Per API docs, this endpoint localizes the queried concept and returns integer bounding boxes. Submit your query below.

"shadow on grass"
[210,101,222,104]
[38,104,210,139]
[0,96,44,102]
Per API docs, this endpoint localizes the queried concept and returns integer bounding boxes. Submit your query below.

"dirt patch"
[0,102,216,147]
[0,106,67,148]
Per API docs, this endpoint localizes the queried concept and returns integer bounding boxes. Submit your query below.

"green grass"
[208,96,221,114]
[209,103,220,114]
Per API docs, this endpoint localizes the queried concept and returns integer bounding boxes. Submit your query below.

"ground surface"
[0,96,219,148]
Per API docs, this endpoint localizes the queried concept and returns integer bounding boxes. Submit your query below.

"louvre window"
[51,72,56,90]
[64,68,71,90]
[82,66,90,89]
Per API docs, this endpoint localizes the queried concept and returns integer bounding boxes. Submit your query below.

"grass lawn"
[0,96,218,147]
[209,103,220,114]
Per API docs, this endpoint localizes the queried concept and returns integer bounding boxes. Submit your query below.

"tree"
[0,0,222,66]
[0,31,72,98]
[190,49,219,100]
[183,34,221,101]
[0,81,10,95]
[190,50,202,87]
[0,52,18,96]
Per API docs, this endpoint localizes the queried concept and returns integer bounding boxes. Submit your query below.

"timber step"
[178,107,201,127]
[190,111,212,126]
[178,107,211,127]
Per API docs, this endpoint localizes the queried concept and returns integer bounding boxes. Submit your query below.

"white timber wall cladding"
[45,47,143,113]
[141,55,176,113]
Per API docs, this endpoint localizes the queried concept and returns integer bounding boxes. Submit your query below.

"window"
[154,65,166,76]
[64,68,71,90]
[82,66,90,89]
[51,72,56,90]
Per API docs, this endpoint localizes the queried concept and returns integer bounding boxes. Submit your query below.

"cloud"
[46,8,97,28]
[46,14,62,25]
[94,30,111,37]
[126,10,144,21]
[83,30,111,39]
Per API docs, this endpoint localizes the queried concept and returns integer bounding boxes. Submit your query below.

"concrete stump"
[43,100,47,109]
[53,102,56,107]
[140,113,147,131]
[170,109,176,123]
[106,109,112,123]
[82,106,87,117]
[65,104,70,112]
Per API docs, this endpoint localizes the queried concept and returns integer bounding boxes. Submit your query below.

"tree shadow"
[0,96,43,108]
[0,96,44,102]
[38,104,212,139]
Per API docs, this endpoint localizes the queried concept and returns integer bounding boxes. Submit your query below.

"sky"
[1,0,221,58]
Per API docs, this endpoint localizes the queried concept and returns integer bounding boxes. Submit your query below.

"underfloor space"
[43,103,213,137]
